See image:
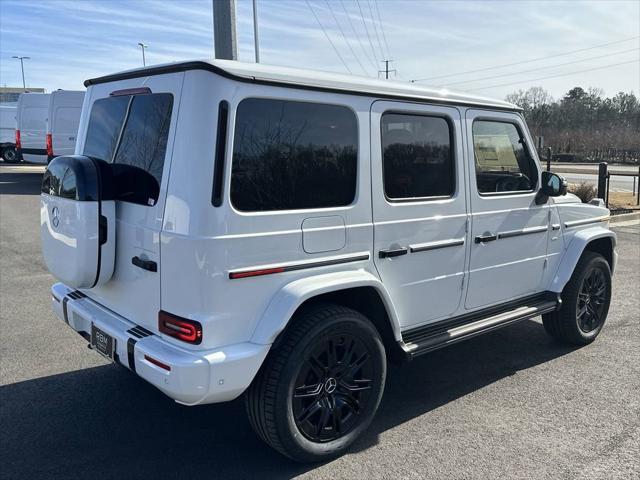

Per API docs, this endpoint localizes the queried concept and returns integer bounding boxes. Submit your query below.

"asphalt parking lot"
[1,164,638,480]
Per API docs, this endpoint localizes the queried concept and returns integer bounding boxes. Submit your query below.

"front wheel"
[245,304,386,462]
[543,251,612,345]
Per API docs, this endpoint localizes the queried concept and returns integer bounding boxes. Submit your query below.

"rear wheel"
[1,147,17,163]
[543,251,612,345]
[245,304,386,462]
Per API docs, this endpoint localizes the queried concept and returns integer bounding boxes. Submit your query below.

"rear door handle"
[379,247,408,259]
[131,256,157,272]
[475,233,498,244]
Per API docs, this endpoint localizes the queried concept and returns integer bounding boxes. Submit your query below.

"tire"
[245,304,386,463]
[1,147,17,163]
[543,251,612,345]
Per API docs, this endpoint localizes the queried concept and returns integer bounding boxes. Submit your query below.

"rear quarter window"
[230,98,358,212]
[83,93,173,205]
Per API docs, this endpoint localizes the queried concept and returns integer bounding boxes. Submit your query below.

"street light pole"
[12,56,30,88]
[137,42,148,66]
[212,0,237,60]
[252,0,260,63]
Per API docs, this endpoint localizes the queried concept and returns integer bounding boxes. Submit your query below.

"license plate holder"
[91,324,115,362]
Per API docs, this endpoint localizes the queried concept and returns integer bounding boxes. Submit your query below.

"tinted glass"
[381,113,454,200]
[114,94,173,186]
[84,96,129,162]
[231,98,358,211]
[83,93,173,205]
[473,121,538,193]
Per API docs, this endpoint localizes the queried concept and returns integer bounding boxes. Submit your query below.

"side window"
[113,93,173,186]
[472,120,538,194]
[83,93,173,206]
[381,113,454,200]
[230,98,358,212]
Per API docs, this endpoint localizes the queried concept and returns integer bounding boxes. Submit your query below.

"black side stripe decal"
[62,290,87,324]
[62,297,70,324]
[127,325,154,339]
[127,338,137,373]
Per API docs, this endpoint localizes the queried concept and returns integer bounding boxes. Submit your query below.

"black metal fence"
[596,162,640,208]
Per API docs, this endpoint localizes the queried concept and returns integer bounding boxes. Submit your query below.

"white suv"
[40,60,616,462]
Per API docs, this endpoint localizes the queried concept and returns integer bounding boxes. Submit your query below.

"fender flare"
[550,226,616,293]
[250,269,402,345]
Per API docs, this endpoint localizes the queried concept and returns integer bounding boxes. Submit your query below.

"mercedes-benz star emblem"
[51,206,60,228]
[324,377,337,394]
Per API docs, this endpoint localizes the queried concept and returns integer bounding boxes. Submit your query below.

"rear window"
[381,113,454,200]
[83,93,173,204]
[230,98,358,212]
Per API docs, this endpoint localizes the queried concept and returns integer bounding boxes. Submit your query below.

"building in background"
[0,87,46,104]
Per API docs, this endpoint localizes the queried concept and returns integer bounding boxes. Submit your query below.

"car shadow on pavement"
[0,170,44,195]
[0,320,575,480]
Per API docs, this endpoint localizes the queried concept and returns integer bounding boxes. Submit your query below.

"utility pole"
[212,0,238,60]
[378,60,396,79]
[252,0,260,63]
[12,56,30,88]
[138,43,148,66]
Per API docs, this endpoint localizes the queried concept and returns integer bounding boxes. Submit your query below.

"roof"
[85,59,520,111]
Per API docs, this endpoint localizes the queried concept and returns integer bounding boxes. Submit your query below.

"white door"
[77,73,183,332]
[371,101,468,329]
[464,109,549,310]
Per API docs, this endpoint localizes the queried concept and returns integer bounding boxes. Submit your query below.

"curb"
[609,212,640,224]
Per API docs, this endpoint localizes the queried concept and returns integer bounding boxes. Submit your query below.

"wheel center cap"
[324,377,337,394]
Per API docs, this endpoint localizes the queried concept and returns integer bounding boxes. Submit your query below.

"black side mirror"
[535,171,567,204]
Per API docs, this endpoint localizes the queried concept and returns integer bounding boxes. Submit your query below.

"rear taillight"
[15,130,21,150]
[158,311,202,344]
[46,133,53,157]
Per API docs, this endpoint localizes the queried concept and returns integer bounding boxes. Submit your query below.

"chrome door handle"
[475,233,497,244]
[379,247,408,259]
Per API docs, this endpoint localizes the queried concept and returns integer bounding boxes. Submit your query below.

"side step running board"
[400,293,561,359]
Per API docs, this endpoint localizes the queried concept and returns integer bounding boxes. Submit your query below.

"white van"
[46,90,85,161]
[0,104,18,162]
[16,92,51,164]
[40,60,616,462]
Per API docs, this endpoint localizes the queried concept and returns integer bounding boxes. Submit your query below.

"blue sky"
[0,0,638,100]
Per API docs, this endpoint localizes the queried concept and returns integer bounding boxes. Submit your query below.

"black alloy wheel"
[292,333,374,442]
[245,304,386,462]
[542,251,612,345]
[576,267,608,333]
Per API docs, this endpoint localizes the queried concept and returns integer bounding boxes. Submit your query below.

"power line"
[366,0,386,62]
[373,0,392,59]
[441,47,640,88]
[339,0,379,71]
[355,0,381,64]
[324,0,370,76]
[411,35,640,83]
[468,59,639,91]
[305,0,353,75]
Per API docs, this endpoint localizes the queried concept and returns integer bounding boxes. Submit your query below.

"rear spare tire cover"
[40,155,115,288]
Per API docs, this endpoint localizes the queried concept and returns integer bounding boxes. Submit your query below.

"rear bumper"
[51,283,269,405]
